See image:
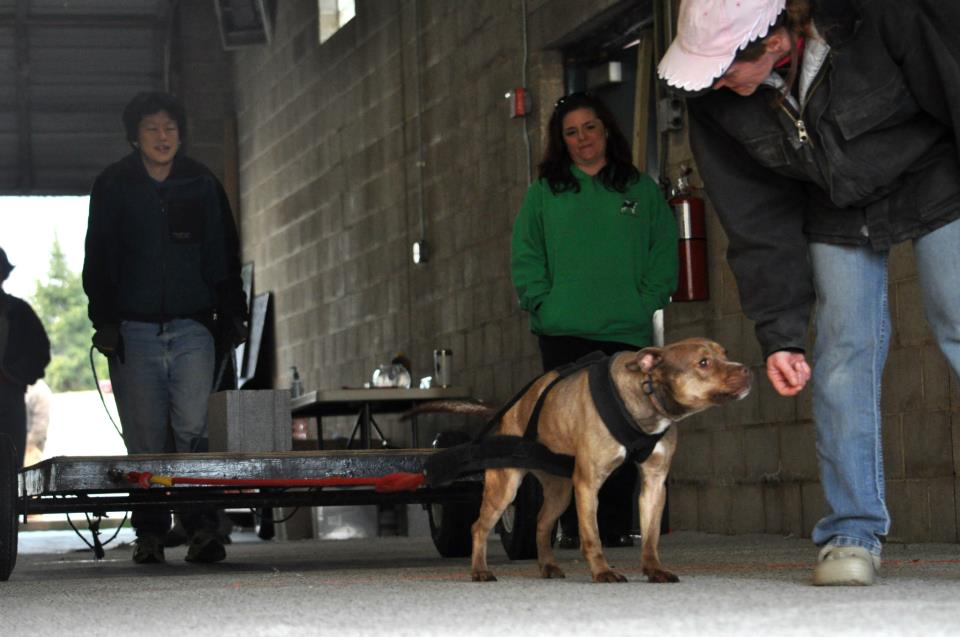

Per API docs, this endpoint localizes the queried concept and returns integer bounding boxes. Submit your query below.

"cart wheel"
[0,434,19,581]
[427,429,478,557]
[428,497,478,558]
[497,474,555,560]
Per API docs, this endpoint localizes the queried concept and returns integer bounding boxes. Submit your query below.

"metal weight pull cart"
[0,387,484,582]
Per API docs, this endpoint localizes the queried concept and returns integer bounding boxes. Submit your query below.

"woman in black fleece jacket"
[82,92,246,565]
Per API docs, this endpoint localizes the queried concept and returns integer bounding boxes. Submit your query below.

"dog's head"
[624,337,752,421]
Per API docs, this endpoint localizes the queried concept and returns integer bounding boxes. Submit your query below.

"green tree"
[30,237,108,392]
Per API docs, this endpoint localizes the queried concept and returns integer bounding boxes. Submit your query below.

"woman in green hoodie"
[511,91,678,548]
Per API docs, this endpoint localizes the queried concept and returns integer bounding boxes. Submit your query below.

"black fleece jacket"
[83,151,246,333]
[686,0,960,358]
[0,291,50,390]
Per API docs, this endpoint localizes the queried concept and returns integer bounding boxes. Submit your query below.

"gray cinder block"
[207,390,292,452]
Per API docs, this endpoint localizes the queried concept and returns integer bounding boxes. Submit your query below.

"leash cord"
[89,345,124,440]
[65,509,129,560]
[252,506,301,525]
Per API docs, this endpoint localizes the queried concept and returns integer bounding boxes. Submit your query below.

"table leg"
[360,403,371,449]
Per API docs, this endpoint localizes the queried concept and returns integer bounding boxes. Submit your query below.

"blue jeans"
[809,218,960,555]
[109,319,216,537]
[109,319,214,454]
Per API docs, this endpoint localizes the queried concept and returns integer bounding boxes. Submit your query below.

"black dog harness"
[422,352,669,487]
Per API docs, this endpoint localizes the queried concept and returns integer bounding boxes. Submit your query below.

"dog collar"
[641,375,672,420]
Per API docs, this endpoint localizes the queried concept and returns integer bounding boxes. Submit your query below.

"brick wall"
[175,2,235,197]
[227,0,959,543]
[231,0,621,446]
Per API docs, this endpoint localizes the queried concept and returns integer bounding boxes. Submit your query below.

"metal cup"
[433,349,452,387]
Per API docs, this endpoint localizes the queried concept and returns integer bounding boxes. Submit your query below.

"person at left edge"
[82,91,247,565]
[0,246,51,466]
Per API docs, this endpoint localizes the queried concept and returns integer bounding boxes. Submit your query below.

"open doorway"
[560,0,661,183]
[1,196,125,469]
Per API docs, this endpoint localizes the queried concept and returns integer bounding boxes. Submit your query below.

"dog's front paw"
[471,570,497,582]
[643,568,679,583]
[592,569,628,583]
[540,564,565,579]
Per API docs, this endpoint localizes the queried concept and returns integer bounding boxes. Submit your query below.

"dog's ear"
[627,347,663,373]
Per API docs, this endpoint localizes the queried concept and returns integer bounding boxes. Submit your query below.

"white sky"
[1,196,90,300]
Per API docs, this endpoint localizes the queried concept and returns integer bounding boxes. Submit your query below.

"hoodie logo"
[166,198,205,244]
[620,199,640,216]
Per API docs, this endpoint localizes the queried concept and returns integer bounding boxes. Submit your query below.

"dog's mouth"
[708,391,740,404]
[708,379,752,404]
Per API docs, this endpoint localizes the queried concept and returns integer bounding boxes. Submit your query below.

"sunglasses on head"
[553,90,595,110]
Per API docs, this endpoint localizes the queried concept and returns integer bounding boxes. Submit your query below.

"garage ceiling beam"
[0,14,163,29]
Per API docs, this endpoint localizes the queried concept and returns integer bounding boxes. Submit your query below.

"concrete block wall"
[226,0,959,543]
[231,0,621,445]
[175,1,236,200]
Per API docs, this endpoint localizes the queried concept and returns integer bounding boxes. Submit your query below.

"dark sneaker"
[185,532,227,563]
[133,536,166,564]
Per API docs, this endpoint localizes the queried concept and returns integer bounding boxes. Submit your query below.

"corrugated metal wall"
[0,0,168,194]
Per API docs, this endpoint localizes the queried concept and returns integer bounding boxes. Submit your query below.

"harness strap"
[474,373,542,441]
[423,435,575,486]
[588,355,667,463]
[524,351,606,441]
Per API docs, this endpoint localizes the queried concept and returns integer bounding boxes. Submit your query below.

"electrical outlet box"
[658,96,684,132]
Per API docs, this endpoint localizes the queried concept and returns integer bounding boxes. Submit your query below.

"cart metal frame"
[1,440,481,581]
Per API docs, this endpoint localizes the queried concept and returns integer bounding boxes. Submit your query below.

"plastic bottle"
[290,366,304,398]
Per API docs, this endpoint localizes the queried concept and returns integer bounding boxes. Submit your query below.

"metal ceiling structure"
[0,0,172,195]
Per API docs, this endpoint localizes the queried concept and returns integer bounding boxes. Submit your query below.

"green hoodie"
[511,168,678,347]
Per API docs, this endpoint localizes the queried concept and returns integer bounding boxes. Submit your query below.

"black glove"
[216,314,248,349]
[92,325,124,363]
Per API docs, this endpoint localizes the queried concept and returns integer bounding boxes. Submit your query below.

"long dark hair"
[538,92,639,195]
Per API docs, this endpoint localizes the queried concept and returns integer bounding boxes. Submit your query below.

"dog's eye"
[698,358,710,369]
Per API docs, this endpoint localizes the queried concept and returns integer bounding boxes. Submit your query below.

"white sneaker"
[812,545,880,586]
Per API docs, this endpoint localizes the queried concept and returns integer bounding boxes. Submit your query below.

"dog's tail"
[400,399,496,420]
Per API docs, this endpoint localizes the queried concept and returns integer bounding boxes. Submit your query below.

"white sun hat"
[658,0,786,92]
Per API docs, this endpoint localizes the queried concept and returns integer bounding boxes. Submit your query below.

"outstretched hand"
[766,350,811,397]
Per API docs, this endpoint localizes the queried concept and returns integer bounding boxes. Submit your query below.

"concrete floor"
[4,528,960,636]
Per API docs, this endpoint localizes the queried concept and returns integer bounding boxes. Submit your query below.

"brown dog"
[422,337,751,583]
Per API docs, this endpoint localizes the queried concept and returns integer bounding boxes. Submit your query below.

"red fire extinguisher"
[670,168,709,302]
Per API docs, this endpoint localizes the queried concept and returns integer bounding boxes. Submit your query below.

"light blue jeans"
[109,319,216,538]
[809,218,960,556]
[109,319,214,454]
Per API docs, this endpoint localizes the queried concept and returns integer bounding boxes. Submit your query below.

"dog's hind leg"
[532,471,571,579]
[470,467,525,582]
[638,428,679,583]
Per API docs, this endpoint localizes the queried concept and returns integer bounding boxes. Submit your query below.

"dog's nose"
[729,365,753,397]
